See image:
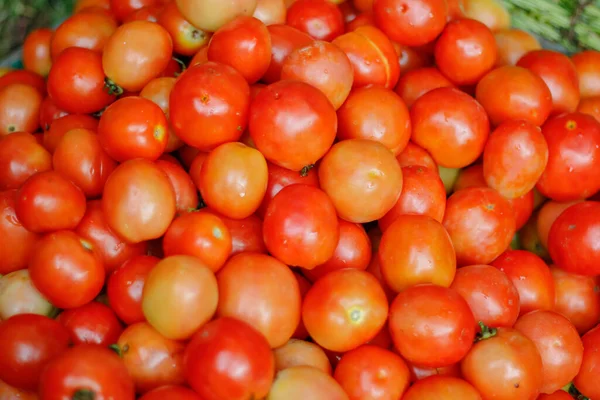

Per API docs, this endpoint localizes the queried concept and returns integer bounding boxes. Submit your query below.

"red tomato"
[517,50,580,115]
[536,113,600,201]
[461,328,543,400]
[286,0,344,41]
[389,284,476,367]
[572,50,600,99]
[263,184,339,269]
[39,96,68,131]
[514,310,583,394]
[0,83,43,136]
[345,11,374,31]
[170,62,250,151]
[216,252,302,348]
[292,272,312,339]
[0,70,46,95]
[443,187,515,266]
[110,0,163,21]
[273,339,331,373]
[204,208,268,256]
[373,0,447,46]
[107,255,159,324]
[537,199,581,249]
[22,28,53,77]
[302,269,388,353]
[249,80,337,171]
[334,345,410,399]
[411,87,490,168]
[578,96,600,123]
[57,301,123,346]
[402,376,482,399]
[537,391,574,400]
[394,67,454,108]
[268,366,349,400]
[494,28,541,67]
[184,317,275,400]
[15,170,86,233]
[319,139,403,223]
[102,159,176,243]
[39,344,135,399]
[396,141,437,169]
[43,113,99,154]
[407,362,461,382]
[0,132,52,190]
[139,386,202,400]
[332,26,400,89]
[0,379,39,400]
[435,18,497,85]
[574,324,600,398]
[155,159,199,213]
[123,4,165,22]
[476,66,552,127]
[491,250,555,316]
[207,16,271,83]
[0,314,71,391]
[263,24,314,83]
[158,2,211,56]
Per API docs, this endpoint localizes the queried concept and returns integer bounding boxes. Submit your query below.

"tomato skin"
[39,344,135,400]
[394,67,454,108]
[286,0,344,41]
[491,250,555,316]
[107,255,159,324]
[0,379,39,400]
[154,160,199,213]
[303,269,389,352]
[0,314,71,392]
[274,339,331,373]
[494,28,541,67]
[537,200,581,249]
[345,11,374,31]
[39,96,68,132]
[175,0,258,33]
[204,208,268,256]
[109,0,162,21]
[402,376,482,400]
[578,96,600,123]
[536,113,600,201]
[184,317,275,400]
[396,142,437,169]
[0,269,55,320]
[0,132,52,191]
[23,28,53,77]
[407,362,461,382]
[373,0,447,46]
[548,202,600,276]
[411,87,489,168]
[170,62,250,151]
[139,386,202,400]
[16,171,87,234]
[56,302,123,346]
[572,50,600,99]
[158,2,210,56]
[463,0,510,31]
[263,24,314,84]
[0,83,43,136]
[268,366,349,400]
[43,113,99,154]
[249,80,337,171]
[443,187,516,266]
[574,324,600,399]
[0,70,46,96]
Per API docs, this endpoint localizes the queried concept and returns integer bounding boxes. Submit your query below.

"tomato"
[491,250,554,316]
[175,0,258,33]
[483,120,548,199]
[0,314,71,391]
[463,0,510,31]
[537,200,581,249]
[0,132,51,191]
[263,25,314,83]
[574,324,600,398]
[216,252,301,348]
[207,16,271,84]
[345,11,374,30]
[0,70,46,95]
[536,113,600,201]
[403,376,482,400]
[124,4,165,22]
[411,87,489,168]
[494,28,541,67]
[319,139,403,223]
[0,83,42,136]
[102,159,176,243]
[286,0,344,41]
[158,2,210,56]
[396,142,437,169]
[253,0,287,25]
[514,310,583,394]
[249,80,336,171]
[332,26,400,89]
[434,19,497,85]
[0,269,54,320]
[107,255,159,324]
[184,317,275,400]
[56,301,123,346]
[154,159,198,213]
[461,328,543,400]
[268,366,349,400]
[548,202,600,276]
[139,386,202,400]
[578,96,600,123]
[303,269,388,352]
[302,220,371,282]
[571,50,600,99]
[281,41,353,110]
[142,255,218,340]
[292,272,312,339]
[22,28,53,77]
[273,339,331,374]
[407,362,461,382]
[39,344,135,399]
[39,96,68,132]
[443,187,515,266]
[373,0,447,46]
[170,62,250,150]
[103,21,173,92]
[334,345,410,399]
[394,67,454,108]
[43,113,99,154]
[205,209,268,256]
[0,379,38,400]
[476,66,552,127]
[109,0,162,21]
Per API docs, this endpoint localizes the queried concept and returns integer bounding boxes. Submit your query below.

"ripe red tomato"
[574,324,600,398]
[0,83,43,136]
[373,0,447,46]
[572,50,600,99]
[394,67,454,108]
[273,339,332,373]
[536,113,600,201]
[216,252,301,348]
[139,386,203,400]
[249,80,337,171]
[491,250,555,316]
[155,159,198,213]
[286,0,344,41]
[184,317,275,400]
[407,362,461,382]
[158,2,210,56]
[110,0,163,21]
[122,4,165,22]
[443,187,515,266]
[0,379,39,400]
[56,301,123,346]
[0,314,71,391]
[303,269,388,353]
[0,132,51,190]
[0,69,46,95]
[578,96,600,123]
[170,62,250,151]
[494,28,541,67]
[334,345,410,399]
[319,139,403,223]
[22,28,53,77]
[39,96,68,131]
[268,366,349,400]
[39,344,135,399]
[396,142,437,169]
[263,24,314,83]
[402,376,482,400]
[43,113,98,154]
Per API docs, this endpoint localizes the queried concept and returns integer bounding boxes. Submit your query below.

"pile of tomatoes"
[1,0,600,398]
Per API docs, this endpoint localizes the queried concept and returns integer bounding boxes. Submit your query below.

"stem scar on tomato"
[300,164,315,177]
[72,388,95,400]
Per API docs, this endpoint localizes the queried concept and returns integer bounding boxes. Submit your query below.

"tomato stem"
[300,164,315,177]
[173,57,187,77]
[475,321,497,342]
[104,77,123,96]
[72,389,95,400]
[108,344,122,357]
[566,382,590,400]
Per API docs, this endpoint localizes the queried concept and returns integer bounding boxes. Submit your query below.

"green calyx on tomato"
[300,164,315,177]
[72,389,96,400]
[475,321,497,342]
[103,77,123,96]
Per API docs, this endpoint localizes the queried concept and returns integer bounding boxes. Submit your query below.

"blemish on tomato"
[565,120,577,130]
[154,125,166,141]
[485,204,495,211]
[212,226,223,239]
[568,224,576,230]
[80,239,94,252]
